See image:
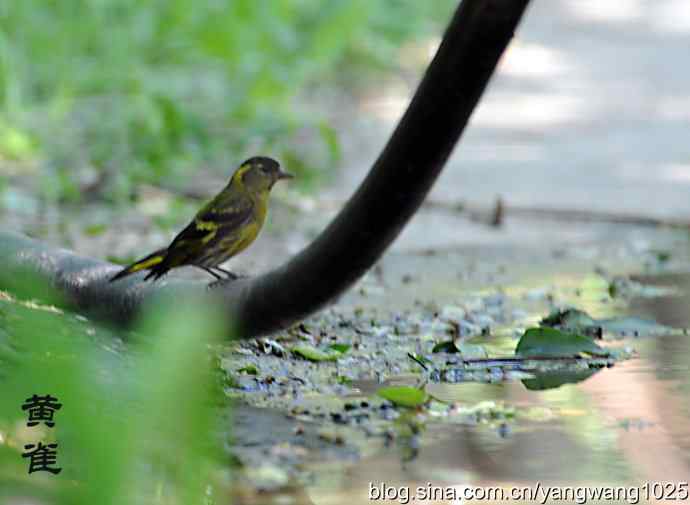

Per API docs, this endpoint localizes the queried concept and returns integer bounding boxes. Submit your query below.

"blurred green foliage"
[0,285,228,504]
[0,0,454,203]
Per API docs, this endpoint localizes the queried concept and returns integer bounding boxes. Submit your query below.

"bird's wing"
[163,196,255,267]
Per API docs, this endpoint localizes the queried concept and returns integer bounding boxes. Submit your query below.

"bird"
[109,156,293,283]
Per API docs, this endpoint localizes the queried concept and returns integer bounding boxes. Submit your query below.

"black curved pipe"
[0,0,530,337]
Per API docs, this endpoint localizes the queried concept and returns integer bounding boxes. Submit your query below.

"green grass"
[0,0,455,204]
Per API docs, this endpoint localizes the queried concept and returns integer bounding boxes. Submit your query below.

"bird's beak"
[277,170,294,180]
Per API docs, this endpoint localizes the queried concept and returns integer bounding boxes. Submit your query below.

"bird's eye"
[257,163,266,172]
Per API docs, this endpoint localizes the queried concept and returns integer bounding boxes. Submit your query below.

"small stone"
[331,412,346,424]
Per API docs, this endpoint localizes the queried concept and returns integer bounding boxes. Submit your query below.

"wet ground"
[223,228,690,504]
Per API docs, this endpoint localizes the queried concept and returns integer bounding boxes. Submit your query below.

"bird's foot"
[205,268,247,289]
[206,279,224,289]
[213,267,246,281]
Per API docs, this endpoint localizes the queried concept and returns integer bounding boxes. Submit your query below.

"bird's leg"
[213,266,239,280]
[197,266,222,281]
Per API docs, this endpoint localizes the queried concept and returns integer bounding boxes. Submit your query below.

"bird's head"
[232,156,293,192]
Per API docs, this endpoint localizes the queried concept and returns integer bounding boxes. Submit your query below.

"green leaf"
[650,249,671,263]
[432,340,457,353]
[516,328,609,358]
[83,223,108,237]
[225,375,241,388]
[328,343,351,354]
[377,386,428,408]
[237,365,258,375]
[336,376,353,386]
[291,344,342,362]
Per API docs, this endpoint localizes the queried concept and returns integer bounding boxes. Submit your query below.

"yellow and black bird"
[110,156,293,282]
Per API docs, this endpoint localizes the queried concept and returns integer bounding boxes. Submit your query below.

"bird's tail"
[109,248,168,282]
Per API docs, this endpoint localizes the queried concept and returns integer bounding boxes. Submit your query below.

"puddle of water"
[297,261,690,505]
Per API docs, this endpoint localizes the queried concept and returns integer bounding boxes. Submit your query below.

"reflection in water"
[521,367,600,390]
